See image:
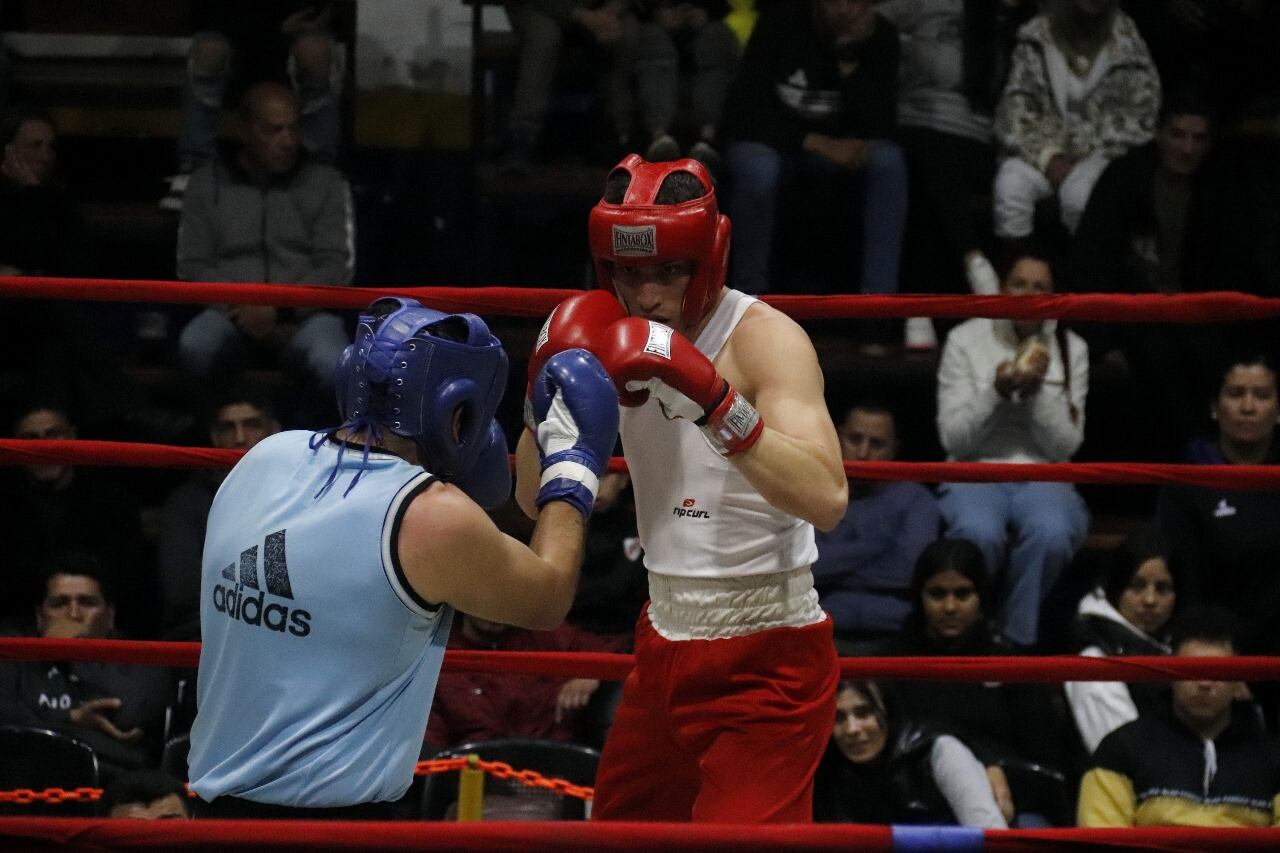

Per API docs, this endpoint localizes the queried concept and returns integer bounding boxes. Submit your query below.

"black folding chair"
[0,725,100,816]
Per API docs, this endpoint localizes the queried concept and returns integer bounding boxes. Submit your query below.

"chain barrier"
[0,757,592,806]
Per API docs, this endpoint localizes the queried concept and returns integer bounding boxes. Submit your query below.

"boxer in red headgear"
[515,155,848,823]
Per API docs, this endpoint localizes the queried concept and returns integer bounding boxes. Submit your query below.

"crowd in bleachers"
[2,0,1280,827]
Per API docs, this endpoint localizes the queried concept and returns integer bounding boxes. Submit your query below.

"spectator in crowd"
[0,107,89,278]
[721,0,907,299]
[176,81,353,400]
[878,0,1035,347]
[1070,87,1215,460]
[935,242,1089,648]
[0,556,171,779]
[0,400,155,638]
[813,401,940,653]
[881,538,1068,826]
[99,770,193,819]
[632,0,738,171]
[157,384,284,639]
[993,0,1160,241]
[164,1,345,208]
[498,0,638,174]
[1156,351,1280,659]
[424,613,627,753]
[1078,606,1280,827]
[1072,88,1213,296]
[564,471,647,643]
[1064,527,1179,754]
[813,679,1007,828]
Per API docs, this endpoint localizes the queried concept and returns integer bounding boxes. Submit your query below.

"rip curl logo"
[612,225,657,256]
[672,498,711,519]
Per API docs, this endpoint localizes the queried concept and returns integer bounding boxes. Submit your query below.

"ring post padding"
[892,825,984,852]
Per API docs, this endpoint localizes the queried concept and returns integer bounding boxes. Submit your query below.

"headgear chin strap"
[333,297,508,481]
[588,154,731,329]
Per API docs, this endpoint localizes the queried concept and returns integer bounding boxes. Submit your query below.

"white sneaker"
[966,253,1000,295]
[159,174,189,212]
[904,316,937,351]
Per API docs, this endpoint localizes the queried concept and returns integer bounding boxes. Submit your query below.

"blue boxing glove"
[451,420,512,510]
[531,349,620,517]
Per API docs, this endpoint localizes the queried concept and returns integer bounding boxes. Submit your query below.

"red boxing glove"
[597,317,764,456]
[525,290,627,430]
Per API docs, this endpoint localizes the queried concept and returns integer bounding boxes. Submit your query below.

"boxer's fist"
[525,291,626,431]
[531,349,620,517]
[597,318,764,456]
[451,420,512,510]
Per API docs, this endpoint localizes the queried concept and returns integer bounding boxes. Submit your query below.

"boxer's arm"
[514,429,542,520]
[398,482,583,630]
[726,310,848,531]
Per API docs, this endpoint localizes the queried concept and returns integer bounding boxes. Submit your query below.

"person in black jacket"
[721,0,907,298]
[0,557,171,781]
[813,679,1006,827]
[879,538,1069,824]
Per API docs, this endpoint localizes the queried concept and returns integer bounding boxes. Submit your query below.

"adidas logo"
[212,529,312,637]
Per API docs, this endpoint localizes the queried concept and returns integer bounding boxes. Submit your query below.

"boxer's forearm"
[731,426,848,531]
[514,429,542,519]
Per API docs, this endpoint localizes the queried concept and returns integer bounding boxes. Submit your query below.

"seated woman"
[814,679,1006,828]
[1063,526,1178,754]
[879,538,1068,825]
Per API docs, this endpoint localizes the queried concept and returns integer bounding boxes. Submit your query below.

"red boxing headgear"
[588,154,731,329]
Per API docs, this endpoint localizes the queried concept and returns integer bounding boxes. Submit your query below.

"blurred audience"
[99,769,193,819]
[1156,350,1280,658]
[0,400,156,637]
[0,556,171,780]
[0,107,89,277]
[1064,527,1179,754]
[157,383,284,639]
[165,1,345,208]
[813,401,940,653]
[935,242,1089,648]
[814,679,1007,828]
[498,0,638,174]
[1077,606,1280,827]
[993,0,1160,241]
[632,0,738,172]
[564,472,647,643]
[424,613,627,754]
[721,0,906,299]
[880,539,1069,825]
[176,82,353,405]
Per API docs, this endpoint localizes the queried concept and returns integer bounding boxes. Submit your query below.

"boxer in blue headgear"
[189,293,621,818]
[327,296,511,507]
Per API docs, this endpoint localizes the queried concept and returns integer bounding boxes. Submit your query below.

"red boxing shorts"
[592,606,837,823]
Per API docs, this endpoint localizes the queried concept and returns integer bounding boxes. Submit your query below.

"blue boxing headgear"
[333,297,508,481]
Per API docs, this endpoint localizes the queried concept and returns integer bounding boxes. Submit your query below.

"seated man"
[935,242,1089,648]
[1078,607,1280,827]
[176,82,354,397]
[0,555,171,779]
[425,613,626,752]
[814,401,940,653]
[99,770,192,819]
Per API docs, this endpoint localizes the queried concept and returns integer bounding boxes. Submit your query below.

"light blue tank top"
[188,431,453,807]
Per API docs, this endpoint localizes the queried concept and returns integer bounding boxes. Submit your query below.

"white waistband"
[646,567,825,641]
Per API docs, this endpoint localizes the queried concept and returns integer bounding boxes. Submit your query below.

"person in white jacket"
[935,242,1089,647]
[1063,527,1178,753]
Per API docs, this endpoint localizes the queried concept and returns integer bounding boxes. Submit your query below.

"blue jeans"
[937,482,1089,647]
[179,31,341,171]
[724,139,907,294]
[178,308,348,389]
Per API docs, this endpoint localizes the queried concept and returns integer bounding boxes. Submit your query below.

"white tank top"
[620,289,818,581]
